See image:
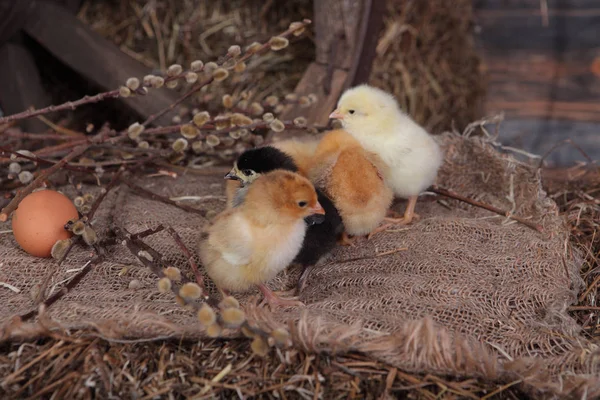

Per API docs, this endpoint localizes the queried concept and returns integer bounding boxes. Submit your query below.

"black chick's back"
[236,146,343,267]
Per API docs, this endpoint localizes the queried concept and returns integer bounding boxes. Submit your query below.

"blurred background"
[0,0,598,166]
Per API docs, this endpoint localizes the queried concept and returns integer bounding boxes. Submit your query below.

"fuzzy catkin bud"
[172,138,188,152]
[249,102,264,116]
[274,104,285,114]
[127,122,144,140]
[158,277,172,293]
[18,171,33,184]
[185,72,198,84]
[212,68,229,82]
[180,124,199,139]
[204,62,218,73]
[269,119,285,133]
[151,76,165,88]
[289,21,306,36]
[163,267,182,281]
[193,111,210,127]
[237,100,248,111]
[82,226,98,245]
[205,134,220,147]
[119,86,131,97]
[8,163,21,174]
[143,74,156,86]
[262,112,274,122]
[222,94,234,109]
[197,303,216,326]
[299,96,311,107]
[222,58,237,70]
[179,282,202,300]
[167,64,183,76]
[219,296,240,309]
[166,80,178,89]
[74,196,85,208]
[71,220,85,235]
[308,93,318,103]
[246,42,262,53]
[221,308,245,328]
[129,279,142,290]
[231,113,253,127]
[215,117,231,130]
[251,337,269,356]
[234,62,247,73]
[51,238,71,260]
[265,96,279,107]
[138,141,150,149]
[228,45,242,57]
[206,323,222,338]
[284,93,298,102]
[190,60,204,72]
[293,117,307,127]
[192,141,204,154]
[269,36,289,51]
[229,130,241,140]
[270,328,291,347]
[126,77,140,91]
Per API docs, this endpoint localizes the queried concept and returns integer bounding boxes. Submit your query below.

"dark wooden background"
[473,0,600,165]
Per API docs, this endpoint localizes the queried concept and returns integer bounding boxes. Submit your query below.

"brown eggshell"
[11,189,79,258]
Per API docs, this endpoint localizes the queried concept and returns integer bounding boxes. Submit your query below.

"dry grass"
[0,331,524,399]
[543,165,600,342]
[369,0,484,133]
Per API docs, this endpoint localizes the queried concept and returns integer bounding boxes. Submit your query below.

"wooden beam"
[22,1,180,125]
[282,0,385,126]
[0,38,51,133]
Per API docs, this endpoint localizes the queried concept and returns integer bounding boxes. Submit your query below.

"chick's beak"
[310,201,326,215]
[224,169,241,181]
[329,109,344,120]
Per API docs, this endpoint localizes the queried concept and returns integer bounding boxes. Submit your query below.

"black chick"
[224,146,344,293]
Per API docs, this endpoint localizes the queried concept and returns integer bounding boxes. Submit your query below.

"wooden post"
[281,0,386,126]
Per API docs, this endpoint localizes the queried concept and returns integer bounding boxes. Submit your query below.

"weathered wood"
[0,0,33,46]
[283,0,385,126]
[475,0,600,165]
[0,39,51,133]
[22,1,179,125]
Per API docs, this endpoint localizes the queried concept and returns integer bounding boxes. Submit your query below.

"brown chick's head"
[329,84,400,134]
[244,170,324,223]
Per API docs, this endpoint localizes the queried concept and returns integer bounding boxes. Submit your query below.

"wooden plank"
[22,1,179,125]
[0,39,51,133]
[282,0,385,126]
[474,0,600,165]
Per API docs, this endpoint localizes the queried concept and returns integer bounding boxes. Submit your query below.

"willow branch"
[431,186,544,232]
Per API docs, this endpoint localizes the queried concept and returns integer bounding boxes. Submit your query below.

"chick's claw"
[338,231,357,246]
[258,284,304,308]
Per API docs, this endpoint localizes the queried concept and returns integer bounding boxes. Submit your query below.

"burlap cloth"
[1,131,598,398]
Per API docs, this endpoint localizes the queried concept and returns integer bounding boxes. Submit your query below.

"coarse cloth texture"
[1,132,598,398]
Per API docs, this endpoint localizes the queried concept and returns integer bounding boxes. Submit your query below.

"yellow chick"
[329,84,443,234]
[198,170,325,307]
[307,129,393,245]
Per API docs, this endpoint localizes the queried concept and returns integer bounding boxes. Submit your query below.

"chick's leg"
[258,284,304,308]
[338,231,357,246]
[368,196,419,240]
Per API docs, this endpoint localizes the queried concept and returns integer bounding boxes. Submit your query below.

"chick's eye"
[242,169,253,176]
[348,110,355,115]
[297,201,307,208]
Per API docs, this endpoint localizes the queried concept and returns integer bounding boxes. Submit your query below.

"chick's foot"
[338,231,357,246]
[258,284,304,308]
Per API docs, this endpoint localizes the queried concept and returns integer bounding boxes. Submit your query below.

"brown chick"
[198,170,325,308]
[307,129,393,245]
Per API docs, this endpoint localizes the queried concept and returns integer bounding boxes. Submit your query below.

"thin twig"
[21,256,102,321]
[86,168,124,220]
[0,90,120,125]
[166,225,204,288]
[0,146,94,173]
[125,181,207,217]
[430,186,544,232]
[0,144,90,222]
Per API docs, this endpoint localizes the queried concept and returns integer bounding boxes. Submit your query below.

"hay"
[369,0,485,133]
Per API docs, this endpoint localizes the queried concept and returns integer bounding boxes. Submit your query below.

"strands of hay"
[543,165,600,341]
[0,331,523,399]
[77,0,315,109]
[369,0,485,133]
